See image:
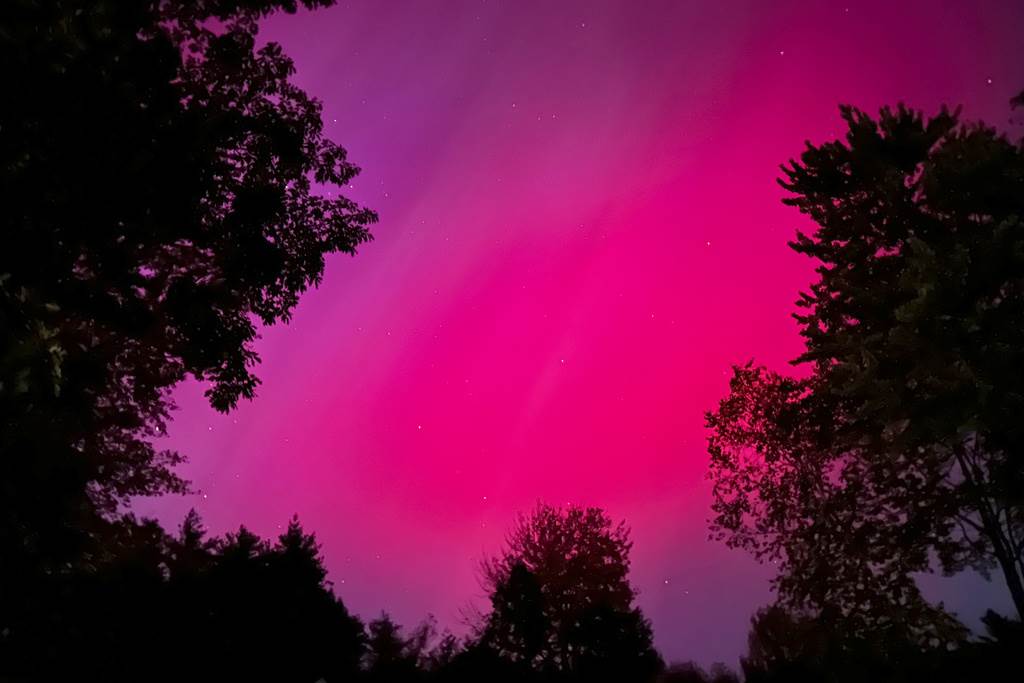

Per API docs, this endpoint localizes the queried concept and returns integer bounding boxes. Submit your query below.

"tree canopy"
[706,96,1024,631]
[0,512,367,681]
[479,502,663,682]
[0,0,375,572]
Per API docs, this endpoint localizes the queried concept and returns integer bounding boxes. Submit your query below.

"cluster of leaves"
[706,96,1024,637]
[0,0,376,574]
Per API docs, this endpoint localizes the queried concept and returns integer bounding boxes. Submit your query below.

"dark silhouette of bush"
[658,661,740,683]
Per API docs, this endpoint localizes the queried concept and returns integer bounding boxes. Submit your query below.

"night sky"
[140,0,1024,667]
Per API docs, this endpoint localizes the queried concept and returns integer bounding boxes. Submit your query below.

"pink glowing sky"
[141,0,1024,666]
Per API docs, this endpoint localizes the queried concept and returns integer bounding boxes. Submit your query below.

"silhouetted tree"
[167,507,216,574]
[0,512,366,681]
[0,0,375,584]
[485,561,549,667]
[741,606,831,683]
[365,613,427,682]
[707,365,967,644]
[479,502,663,682]
[707,94,1024,632]
[426,629,462,673]
[740,603,1024,683]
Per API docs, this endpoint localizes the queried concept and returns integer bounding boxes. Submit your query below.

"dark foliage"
[3,0,1023,678]
[658,661,740,683]
[0,0,375,585]
[364,612,439,682]
[740,603,1022,683]
[706,92,1024,635]
[0,512,366,681]
[477,503,664,683]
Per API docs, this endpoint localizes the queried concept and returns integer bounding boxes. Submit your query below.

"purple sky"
[141,0,1024,667]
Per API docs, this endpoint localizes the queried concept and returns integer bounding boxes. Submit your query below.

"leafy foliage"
[0,0,375,572]
[707,364,966,642]
[479,502,663,682]
[707,96,1024,629]
[0,512,366,681]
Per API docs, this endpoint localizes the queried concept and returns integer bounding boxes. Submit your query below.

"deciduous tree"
[0,0,375,571]
[707,95,1024,626]
[480,502,663,682]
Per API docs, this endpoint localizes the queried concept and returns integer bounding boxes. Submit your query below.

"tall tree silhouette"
[479,502,663,682]
[365,612,429,682]
[706,94,1024,627]
[0,0,375,580]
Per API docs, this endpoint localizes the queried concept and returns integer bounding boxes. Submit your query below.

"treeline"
[0,503,657,682]
[2,503,1021,682]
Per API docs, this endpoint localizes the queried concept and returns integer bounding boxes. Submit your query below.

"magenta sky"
[142,0,1024,667]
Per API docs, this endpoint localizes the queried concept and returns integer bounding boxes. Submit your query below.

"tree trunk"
[986,523,1024,621]
[955,446,1024,620]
